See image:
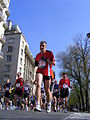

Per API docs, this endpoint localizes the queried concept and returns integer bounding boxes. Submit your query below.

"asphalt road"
[0,110,90,120]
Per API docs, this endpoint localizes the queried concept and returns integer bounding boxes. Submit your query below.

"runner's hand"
[41,57,47,62]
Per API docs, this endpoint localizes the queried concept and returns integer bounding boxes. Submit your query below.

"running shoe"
[6,107,9,110]
[47,103,51,113]
[34,105,41,112]
[10,106,14,110]
[25,106,29,111]
[64,108,67,113]
[54,109,57,112]
[54,107,57,112]
[15,106,19,110]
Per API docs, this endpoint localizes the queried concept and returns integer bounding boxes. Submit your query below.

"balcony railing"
[0,51,3,60]
[5,8,10,17]
[3,21,8,29]
[0,35,5,44]
[0,9,7,22]
[0,10,6,21]
[0,3,3,10]
[0,0,10,8]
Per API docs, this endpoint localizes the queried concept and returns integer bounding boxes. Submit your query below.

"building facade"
[0,0,10,60]
[0,21,36,95]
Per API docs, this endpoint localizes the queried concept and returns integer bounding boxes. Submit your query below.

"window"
[7,46,13,52]
[4,65,10,72]
[6,55,12,62]
[22,41,24,47]
[20,58,22,65]
[7,39,14,43]
[19,67,22,73]
[21,49,23,56]
[3,75,10,82]
[30,71,32,76]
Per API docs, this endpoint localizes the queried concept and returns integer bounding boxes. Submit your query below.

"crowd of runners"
[0,41,72,113]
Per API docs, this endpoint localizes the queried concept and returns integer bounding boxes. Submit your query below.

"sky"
[9,0,90,82]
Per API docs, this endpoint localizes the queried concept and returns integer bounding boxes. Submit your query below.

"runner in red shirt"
[59,72,72,113]
[34,41,55,113]
[14,72,24,109]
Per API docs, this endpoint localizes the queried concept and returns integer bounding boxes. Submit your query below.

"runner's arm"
[47,59,55,66]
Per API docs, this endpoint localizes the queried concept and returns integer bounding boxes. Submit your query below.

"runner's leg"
[35,73,43,111]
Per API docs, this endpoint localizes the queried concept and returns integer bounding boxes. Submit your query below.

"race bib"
[63,83,68,88]
[24,87,28,91]
[6,87,9,91]
[16,83,20,88]
[38,60,46,68]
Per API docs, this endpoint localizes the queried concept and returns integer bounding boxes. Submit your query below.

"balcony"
[0,35,5,45]
[3,21,8,29]
[0,10,4,21]
[0,3,3,10]
[5,8,10,17]
[0,10,6,21]
[0,0,10,8]
[0,51,3,60]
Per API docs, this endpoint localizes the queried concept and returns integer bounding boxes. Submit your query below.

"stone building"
[0,20,36,94]
[0,0,10,60]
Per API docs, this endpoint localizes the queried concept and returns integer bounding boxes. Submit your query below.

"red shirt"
[59,77,70,89]
[35,50,55,76]
[15,77,24,91]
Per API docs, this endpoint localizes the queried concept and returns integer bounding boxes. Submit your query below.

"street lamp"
[86,32,90,38]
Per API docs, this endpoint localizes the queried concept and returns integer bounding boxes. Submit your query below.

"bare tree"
[56,34,90,111]
[73,34,90,111]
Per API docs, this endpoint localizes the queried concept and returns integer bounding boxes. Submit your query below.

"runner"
[59,72,72,113]
[53,80,59,112]
[14,72,24,110]
[50,70,55,99]
[4,79,12,110]
[23,80,31,111]
[40,81,46,111]
[34,40,55,113]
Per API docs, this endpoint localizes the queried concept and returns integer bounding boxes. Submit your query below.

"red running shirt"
[59,77,70,89]
[35,50,55,76]
[15,77,24,92]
